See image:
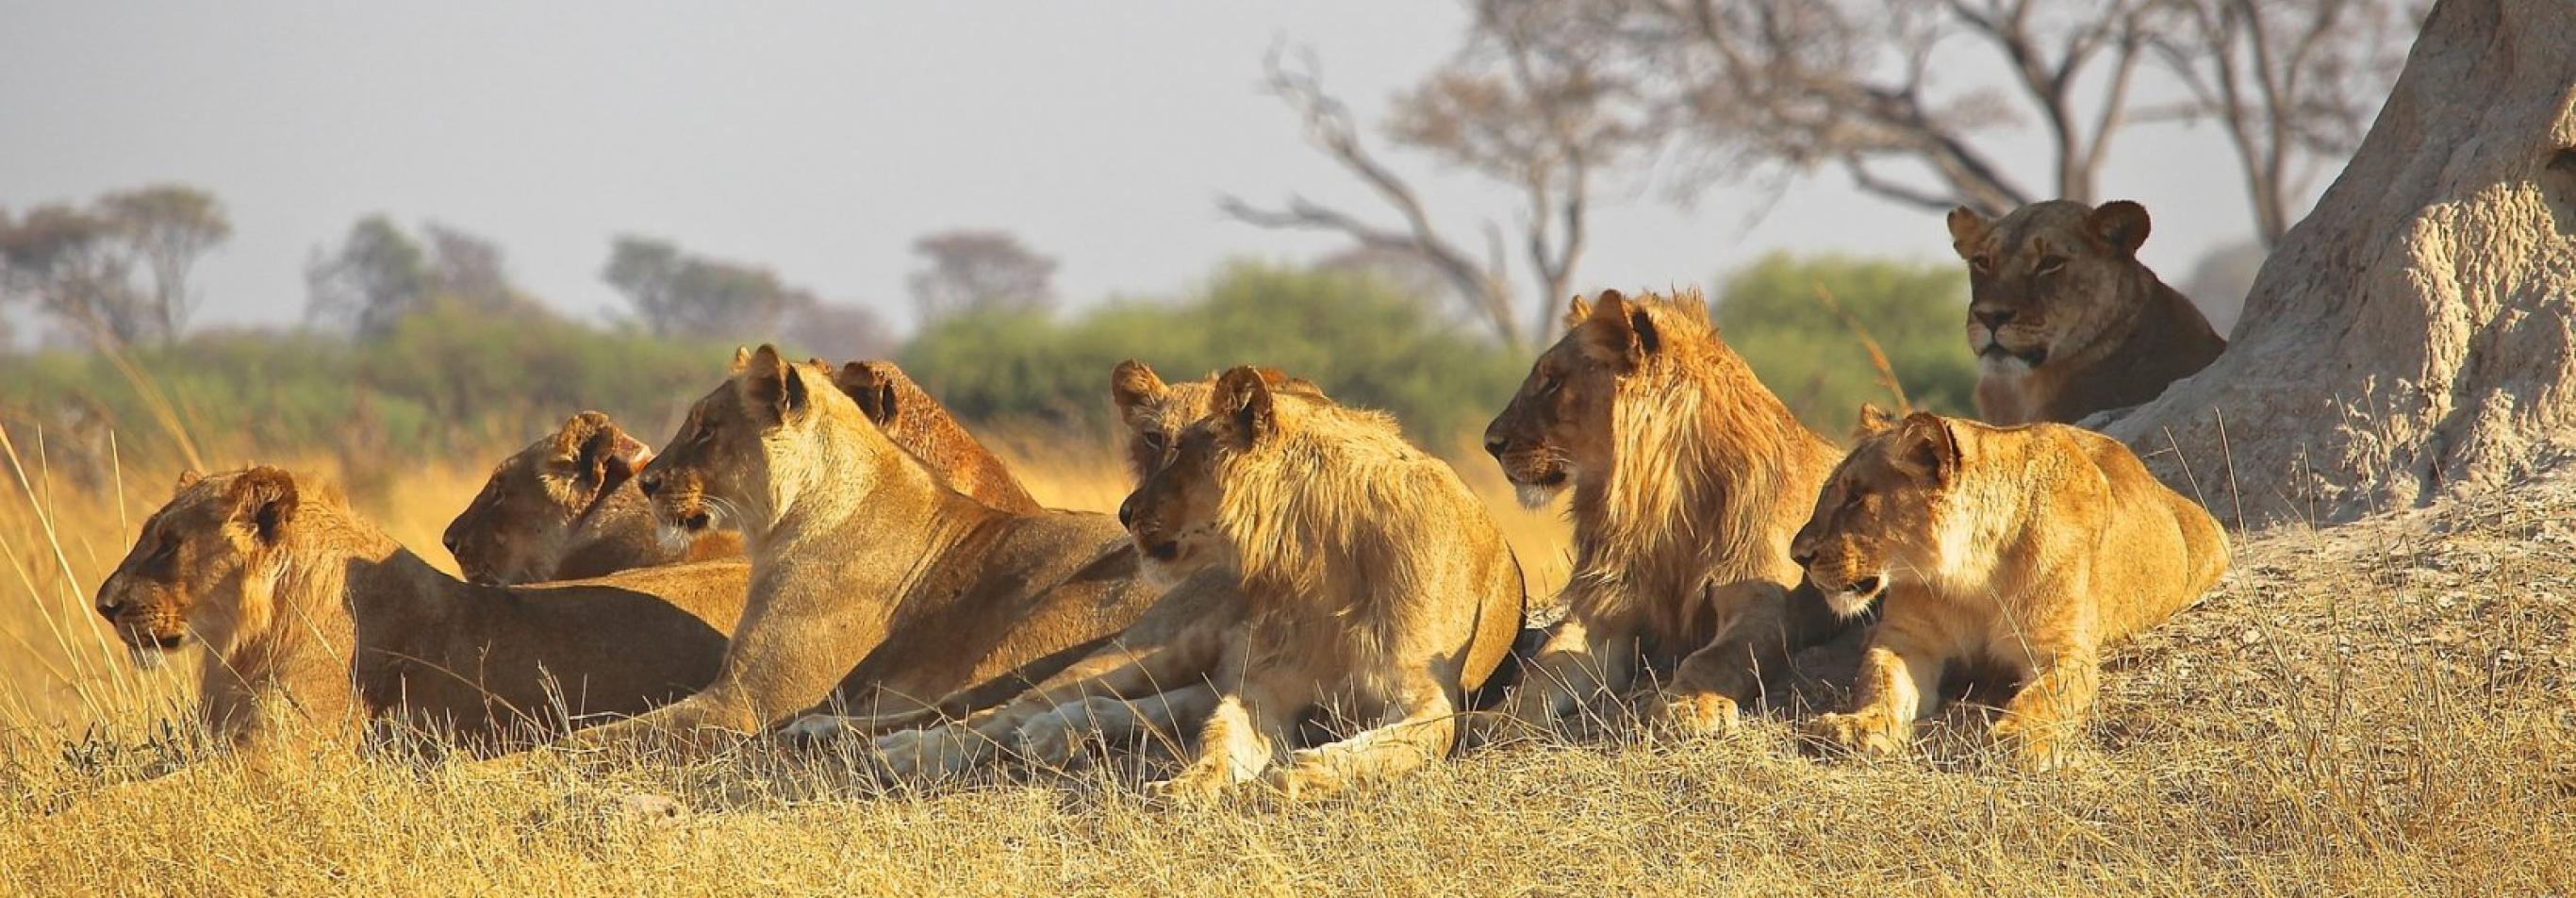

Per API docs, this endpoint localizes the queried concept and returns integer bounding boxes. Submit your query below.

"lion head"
[1790,411,1964,619]
[1485,289,1737,510]
[442,412,655,585]
[1110,360,1320,486]
[1946,199,2162,375]
[1115,366,1308,584]
[834,359,1043,514]
[636,346,854,542]
[95,467,305,668]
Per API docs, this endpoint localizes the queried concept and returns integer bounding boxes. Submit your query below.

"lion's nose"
[1791,542,1816,567]
[441,532,461,555]
[95,596,119,618]
[1482,434,1508,459]
[1973,308,2015,330]
[1116,494,1137,529]
[637,473,663,497]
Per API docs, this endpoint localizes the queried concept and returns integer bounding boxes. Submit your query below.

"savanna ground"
[0,424,2571,896]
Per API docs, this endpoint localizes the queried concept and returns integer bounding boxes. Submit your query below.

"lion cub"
[1123,366,1524,801]
[1791,412,2229,768]
[95,467,748,754]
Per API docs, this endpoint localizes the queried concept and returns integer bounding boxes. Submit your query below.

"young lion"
[94,467,750,753]
[552,346,1161,757]
[1483,289,1853,736]
[828,360,1275,777]
[442,411,741,586]
[1791,412,2230,768]
[1948,199,2227,425]
[443,359,1037,585]
[1125,366,1524,801]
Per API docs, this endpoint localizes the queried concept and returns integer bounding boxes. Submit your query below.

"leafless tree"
[1223,30,1652,348]
[906,230,1057,323]
[2149,0,2420,245]
[1488,0,2162,217]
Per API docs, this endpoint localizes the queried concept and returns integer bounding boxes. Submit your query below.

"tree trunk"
[2105,0,2576,526]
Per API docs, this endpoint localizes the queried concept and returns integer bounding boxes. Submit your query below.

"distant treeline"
[0,255,1972,483]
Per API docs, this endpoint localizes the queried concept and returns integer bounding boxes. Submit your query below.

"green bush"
[902,261,1526,450]
[1711,252,1975,437]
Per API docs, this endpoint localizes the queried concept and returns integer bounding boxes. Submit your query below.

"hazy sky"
[0,2,2313,335]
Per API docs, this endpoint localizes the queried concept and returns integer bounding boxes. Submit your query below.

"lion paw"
[1146,765,1231,806]
[1804,710,1908,757]
[1256,761,1345,804]
[1645,690,1741,739]
[871,726,973,781]
[780,713,850,743]
[1989,717,2079,772]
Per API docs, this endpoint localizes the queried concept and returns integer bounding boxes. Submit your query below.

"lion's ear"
[1110,359,1168,418]
[1560,295,1592,330]
[738,344,810,419]
[225,466,300,545]
[568,412,652,490]
[1213,366,1278,447]
[173,469,203,494]
[1891,412,1962,483]
[1946,207,1991,260]
[1853,403,1899,439]
[729,346,752,374]
[2087,201,2152,257]
[838,361,904,427]
[1582,290,1660,365]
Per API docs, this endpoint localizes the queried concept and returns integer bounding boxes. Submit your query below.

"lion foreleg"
[1989,640,2100,771]
[1261,675,1457,802]
[1500,612,1637,733]
[1653,581,1799,736]
[1803,615,1943,758]
[1014,683,1219,766]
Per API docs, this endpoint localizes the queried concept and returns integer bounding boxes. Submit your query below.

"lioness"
[1483,289,1853,735]
[834,359,1044,514]
[552,346,1159,756]
[1127,366,1524,801]
[1791,412,2229,768]
[94,467,750,753]
[1948,199,2226,425]
[444,360,1038,585]
[443,411,741,586]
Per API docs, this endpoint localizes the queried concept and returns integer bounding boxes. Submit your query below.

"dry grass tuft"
[1,431,2570,895]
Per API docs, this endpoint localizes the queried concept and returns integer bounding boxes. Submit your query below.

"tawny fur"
[443,360,1038,586]
[1130,366,1524,801]
[550,347,1160,758]
[94,467,748,755]
[1947,200,2227,425]
[1483,289,1853,736]
[797,361,1253,777]
[1792,412,2230,768]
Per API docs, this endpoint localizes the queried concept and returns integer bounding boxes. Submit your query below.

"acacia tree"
[906,229,1057,323]
[604,235,832,341]
[1223,26,1653,349]
[0,185,230,345]
[307,217,543,338]
[2105,0,2576,524]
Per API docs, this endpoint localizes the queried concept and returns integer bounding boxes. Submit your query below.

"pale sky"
[0,2,2320,336]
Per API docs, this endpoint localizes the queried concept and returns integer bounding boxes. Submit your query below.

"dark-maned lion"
[1483,289,1855,736]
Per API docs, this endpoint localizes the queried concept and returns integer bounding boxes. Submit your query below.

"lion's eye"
[1143,432,1169,451]
[1971,255,1994,274]
[1538,374,1562,395]
[2035,255,2067,275]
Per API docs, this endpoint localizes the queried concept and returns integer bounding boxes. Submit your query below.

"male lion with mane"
[551,346,1160,757]
[95,467,748,754]
[1125,366,1524,801]
[1948,199,2226,425]
[1791,411,2229,768]
[1483,289,1856,735]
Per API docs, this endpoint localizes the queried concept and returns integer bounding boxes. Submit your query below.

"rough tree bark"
[2105,0,2576,526]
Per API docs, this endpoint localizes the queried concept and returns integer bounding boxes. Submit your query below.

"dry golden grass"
[2,428,2571,896]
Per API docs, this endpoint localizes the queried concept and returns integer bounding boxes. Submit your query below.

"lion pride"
[1125,366,1524,801]
[1947,199,2226,425]
[1483,289,1855,735]
[550,346,1160,757]
[1792,412,2229,768]
[94,467,748,753]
